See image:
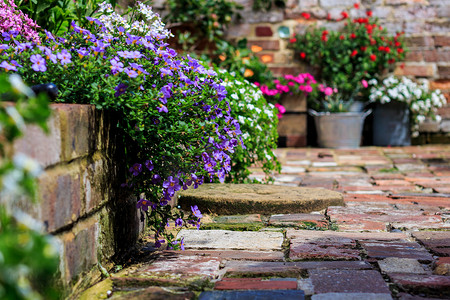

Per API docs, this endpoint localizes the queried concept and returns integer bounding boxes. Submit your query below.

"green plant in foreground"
[0,74,59,300]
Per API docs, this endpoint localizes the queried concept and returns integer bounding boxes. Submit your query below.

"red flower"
[350,33,356,39]
[395,41,401,47]
[366,10,373,17]
[350,50,358,57]
[300,52,306,59]
[370,38,376,45]
[301,12,311,19]
[370,54,376,61]
[354,3,360,9]
[378,46,385,51]
[340,35,345,40]
[327,13,332,20]
[388,58,395,64]
[385,46,391,53]
[360,46,367,52]
[290,38,297,43]
[341,11,349,19]
[322,30,329,35]
[397,48,404,54]
[321,35,328,42]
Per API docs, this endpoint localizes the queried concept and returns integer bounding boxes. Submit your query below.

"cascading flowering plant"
[0,0,40,43]
[0,2,245,248]
[369,76,446,136]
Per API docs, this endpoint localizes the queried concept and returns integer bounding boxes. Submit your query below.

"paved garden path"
[82,145,450,300]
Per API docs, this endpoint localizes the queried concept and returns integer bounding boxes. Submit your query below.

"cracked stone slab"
[177,230,284,251]
[378,258,428,274]
[312,293,392,300]
[178,184,344,215]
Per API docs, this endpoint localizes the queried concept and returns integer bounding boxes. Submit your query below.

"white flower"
[231,93,239,100]
[13,153,43,177]
[5,106,25,131]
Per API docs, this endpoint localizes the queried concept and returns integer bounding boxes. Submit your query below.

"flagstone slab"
[199,290,305,300]
[312,293,393,300]
[177,229,284,251]
[377,258,428,275]
[178,184,344,215]
[163,250,285,261]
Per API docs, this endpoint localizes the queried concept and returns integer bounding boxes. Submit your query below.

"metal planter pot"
[373,101,411,146]
[309,109,372,149]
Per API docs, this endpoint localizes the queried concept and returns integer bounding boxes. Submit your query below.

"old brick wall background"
[153,0,450,143]
[11,104,143,295]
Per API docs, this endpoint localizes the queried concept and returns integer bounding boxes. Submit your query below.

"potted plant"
[369,76,446,146]
[287,5,407,147]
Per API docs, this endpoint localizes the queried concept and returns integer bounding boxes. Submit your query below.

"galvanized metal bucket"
[373,101,411,146]
[309,109,372,149]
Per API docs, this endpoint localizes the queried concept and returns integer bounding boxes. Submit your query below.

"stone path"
[81,146,450,300]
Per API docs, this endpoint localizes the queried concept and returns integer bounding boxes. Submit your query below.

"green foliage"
[252,0,285,11]
[0,73,59,300]
[216,68,280,182]
[289,8,407,102]
[164,0,241,52]
[15,0,116,35]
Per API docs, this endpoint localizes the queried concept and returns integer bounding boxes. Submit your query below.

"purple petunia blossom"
[175,218,183,227]
[129,163,142,176]
[154,239,165,248]
[110,58,124,74]
[114,83,127,97]
[30,54,46,72]
[0,61,17,72]
[57,50,72,65]
[144,160,154,171]
[152,174,161,184]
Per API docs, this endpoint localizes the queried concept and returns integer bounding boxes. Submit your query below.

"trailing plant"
[0,2,246,248]
[289,4,406,102]
[216,68,280,182]
[0,73,60,300]
[369,76,446,136]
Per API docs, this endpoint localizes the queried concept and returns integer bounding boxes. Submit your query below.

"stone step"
[178,184,344,215]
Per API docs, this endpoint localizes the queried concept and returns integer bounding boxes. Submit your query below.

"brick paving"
[86,146,450,300]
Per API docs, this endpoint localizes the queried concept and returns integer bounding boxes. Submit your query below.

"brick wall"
[152,0,449,143]
[10,104,143,295]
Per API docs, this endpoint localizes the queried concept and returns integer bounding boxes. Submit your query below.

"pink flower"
[275,103,286,119]
[304,85,313,93]
[324,87,333,96]
[361,79,368,88]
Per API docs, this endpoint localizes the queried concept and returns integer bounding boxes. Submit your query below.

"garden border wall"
[10,104,143,295]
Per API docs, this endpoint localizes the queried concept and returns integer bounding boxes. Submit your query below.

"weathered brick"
[394,63,436,77]
[225,24,252,39]
[434,257,450,276]
[280,93,307,112]
[269,66,305,76]
[438,65,450,79]
[418,121,441,132]
[405,50,424,62]
[277,114,307,135]
[200,291,305,300]
[405,36,435,48]
[215,278,297,290]
[255,26,273,37]
[361,241,433,262]
[434,35,450,47]
[309,269,391,294]
[430,80,450,92]
[389,274,450,296]
[247,40,280,51]
[319,0,354,8]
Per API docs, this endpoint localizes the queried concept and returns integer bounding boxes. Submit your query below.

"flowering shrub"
[0,2,245,248]
[0,74,59,299]
[369,76,447,136]
[289,5,406,101]
[0,0,40,42]
[217,69,280,182]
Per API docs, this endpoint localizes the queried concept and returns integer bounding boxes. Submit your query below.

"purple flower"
[175,218,183,227]
[125,68,138,78]
[154,239,165,248]
[114,83,128,97]
[30,54,46,72]
[0,61,17,72]
[136,198,150,211]
[191,205,203,219]
[129,163,142,176]
[77,48,90,58]
[163,176,181,195]
[57,50,72,65]
[160,68,173,78]
[144,160,154,171]
[110,58,124,74]
[157,104,168,113]
[0,44,9,52]
[152,174,161,184]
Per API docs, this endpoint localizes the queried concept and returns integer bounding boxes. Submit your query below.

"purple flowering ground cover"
[0,2,277,248]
